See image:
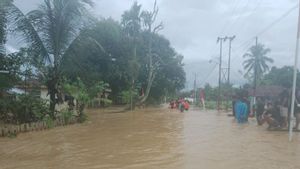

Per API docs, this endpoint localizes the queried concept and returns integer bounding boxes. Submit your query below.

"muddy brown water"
[1,106,300,169]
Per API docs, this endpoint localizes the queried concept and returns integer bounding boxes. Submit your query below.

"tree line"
[184,43,298,109]
[0,0,185,124]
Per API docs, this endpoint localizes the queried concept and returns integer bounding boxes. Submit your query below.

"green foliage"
[243,44,273,82]
[0,94,49,124]
[88,81,110,99]
[7,132,17,138]
[4,0,94,115]
[204,84,218,101]
[121,2,142,38]
[2,0,186,121]
[0,0,14,55]
[0,51,25,90]
[64,78,89,104]
[62,15,185,105]
[121,89,138,104]
[60,109,73,124]
[63,78,89,117]
[43,115,54,128]
[203,101,232,110]
[261,66,300,88]
[205,101,217,109]
[78,113,88,123]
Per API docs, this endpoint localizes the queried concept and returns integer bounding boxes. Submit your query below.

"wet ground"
[1,106,300,169]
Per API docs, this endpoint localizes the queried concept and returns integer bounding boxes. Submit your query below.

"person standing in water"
[256,97,265,125]
[200,89,206,110]
[234,96,248,123]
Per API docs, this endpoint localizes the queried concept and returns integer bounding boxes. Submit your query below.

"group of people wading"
[169,98,190,112]
[233,89,300,130]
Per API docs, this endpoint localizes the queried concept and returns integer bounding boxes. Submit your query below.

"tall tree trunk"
[48,78,57,118]
[254,59,257,97]
[47,67,59,118]
[140,67,156,104]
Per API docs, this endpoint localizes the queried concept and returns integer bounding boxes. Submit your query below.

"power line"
[205,0,241,65]
[256,4,298,37]
[219,0,242,35]
[229,4,298,64]
[224,0,251,35]
[197,63,218,87]
[233,0,263,37]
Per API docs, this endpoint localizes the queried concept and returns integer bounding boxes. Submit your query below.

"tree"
[243,44,273,89]
[62,18,133,104]
[121,1,142,109]
[0,51,24,92]
[138,0,163,104]
[0,0,20,92]
[0,0,14,56]
[63,78,89,122]
[7,0,93,117]
[261,66,300,88]
[140,36,185,103]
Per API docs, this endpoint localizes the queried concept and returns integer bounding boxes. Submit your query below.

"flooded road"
[1,106,300,169]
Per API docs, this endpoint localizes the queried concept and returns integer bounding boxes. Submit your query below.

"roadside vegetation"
[0,0,185,127]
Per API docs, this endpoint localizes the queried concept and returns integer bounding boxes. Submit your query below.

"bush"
[43,115,54,128]
[0,94,49,124]
[60,109,73,124]
[199,100,232,110]
[121,90,138,104]
[78,113,87,123]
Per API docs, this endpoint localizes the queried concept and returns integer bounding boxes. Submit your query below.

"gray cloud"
[9,0,300,89]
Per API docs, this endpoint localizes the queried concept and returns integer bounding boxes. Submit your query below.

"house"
[10,79,69,111]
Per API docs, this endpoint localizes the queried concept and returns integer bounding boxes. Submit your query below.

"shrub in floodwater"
[78,113,88,123]
[205,101,217,109]
[43,115,54,128]
[7,132,17,138]
[60,109,73,125]
[0,94,49,124]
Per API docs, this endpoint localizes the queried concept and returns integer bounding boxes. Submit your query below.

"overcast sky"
[9,0,300,89]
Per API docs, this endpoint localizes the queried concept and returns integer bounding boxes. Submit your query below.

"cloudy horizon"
[7,0,300,89]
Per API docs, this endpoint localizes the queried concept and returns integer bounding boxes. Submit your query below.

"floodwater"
[1,106,300,169]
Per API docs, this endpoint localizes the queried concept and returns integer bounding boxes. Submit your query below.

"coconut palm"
[121,2,142,110]
[3,0,93,117]
[0,0,14,56]
[243,43,273,87]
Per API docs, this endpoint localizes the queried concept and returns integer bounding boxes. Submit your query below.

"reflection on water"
[0,107,300,169]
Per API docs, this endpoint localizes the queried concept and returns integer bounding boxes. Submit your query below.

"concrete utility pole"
[217,37,227,111]
[289,0,300,141]
[253,37,258,108]
[227,36,236,84]
[194,73,197,104]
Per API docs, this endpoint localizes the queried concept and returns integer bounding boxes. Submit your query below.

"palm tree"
[121,2,142,110]
[243,43,273,89]
[4,0,93,117]
[0,0,14,56]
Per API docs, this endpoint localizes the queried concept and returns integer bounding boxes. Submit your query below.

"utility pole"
[226,35,235,111]
[289,0,300,141]
[227,36,236,84]
[217,37,227,111]
[253,37,258,109]
[194,73,197,104]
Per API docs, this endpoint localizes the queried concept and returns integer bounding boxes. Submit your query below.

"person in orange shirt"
[184,100,190,111]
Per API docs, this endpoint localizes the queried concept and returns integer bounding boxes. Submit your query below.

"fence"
[0,116,78,137]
